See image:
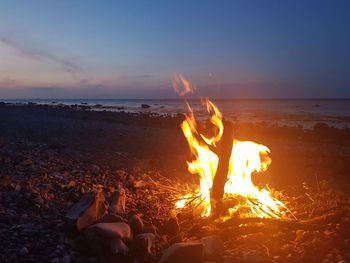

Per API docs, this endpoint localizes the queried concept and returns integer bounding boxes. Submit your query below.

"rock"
[133,233,155,258]
[65,192,107,232]
[314,122,330,133]
[19,246,29,256]
[60,255,71,263]
[141,104,151,109]
[143,225,158,234]
[165,217,179,236]
[90,164,100,174]
[51,258,60,263]
[110,238,129,256]
[129,214,144,236]
[68,181,76,187]
[133,180,146,188]
[200,235,224,262]
[49,138,65,149]
[159,242,203,263]
[88,222,131,240]
[76,230,106,257]
[242,250,265,262]
[109,189,126,215]
[102,214,126,223]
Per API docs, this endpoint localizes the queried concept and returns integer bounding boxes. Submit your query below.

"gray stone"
[159,242,203,263]
[19,246,28,256]
[109,189,126,215]
[129,214,144,236]
[133,233,155,257]
[90,164,100,174]
[200,235,224,262]
[110,238,129,256]
[141,104,151,109]
[165,217,179,236]
[143,225,158,234]
[65,192,107,231]
[60,255,71,263]
[102,214,126,223]
[88,222,131,240]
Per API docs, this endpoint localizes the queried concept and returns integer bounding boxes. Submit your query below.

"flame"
[175,96,286,219]
[172,74,195,96]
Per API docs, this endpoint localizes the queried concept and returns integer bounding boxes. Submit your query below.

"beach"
[1,102,350,262]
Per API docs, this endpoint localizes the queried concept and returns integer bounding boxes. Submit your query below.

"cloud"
[0,37,84,78]
[0,77,18,88]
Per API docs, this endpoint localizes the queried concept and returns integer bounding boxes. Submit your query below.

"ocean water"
[4,99,350,129]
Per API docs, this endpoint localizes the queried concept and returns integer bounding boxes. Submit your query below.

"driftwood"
[217,209,348,231]
[299,209,347,225]
[218,217,327,231]
[211,121,234,214]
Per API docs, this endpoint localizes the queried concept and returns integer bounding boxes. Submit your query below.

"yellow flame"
[175,97,286,219]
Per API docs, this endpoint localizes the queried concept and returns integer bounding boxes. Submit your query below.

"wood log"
[216,211,347,231]
[211,121,234,214]
[299,209,347,225]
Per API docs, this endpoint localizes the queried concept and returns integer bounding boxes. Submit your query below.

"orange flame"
[175,86,286,219]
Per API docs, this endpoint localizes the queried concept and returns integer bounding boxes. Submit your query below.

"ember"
[174,76,287,219]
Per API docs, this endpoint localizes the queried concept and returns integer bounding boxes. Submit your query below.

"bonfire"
[173,75,288,220]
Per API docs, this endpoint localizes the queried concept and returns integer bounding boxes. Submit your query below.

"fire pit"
[174,98,288,220]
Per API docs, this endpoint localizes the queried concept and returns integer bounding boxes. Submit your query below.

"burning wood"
[175,94,287,219]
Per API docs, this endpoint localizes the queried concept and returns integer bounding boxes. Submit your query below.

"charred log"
[211,121,234,215]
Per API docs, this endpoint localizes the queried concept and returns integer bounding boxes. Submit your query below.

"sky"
[0,0,349,99]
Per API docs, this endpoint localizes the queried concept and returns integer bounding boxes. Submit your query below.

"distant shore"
[2,98,350,129]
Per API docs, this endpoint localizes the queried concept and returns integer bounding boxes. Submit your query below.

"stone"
[141,104,151,109]
[143,225,158,234]
[159,242,203,263]
[133,180,146,188]
[19,246,28,256]
[65,192,107,232]
[88,222,131,240]
[110,238,129,256]
[200,235,224,262]
[68,181,76,187]
[165,217,179,236]
[49,138,65,149]
[109,189,126,215]
[129,214,144,236]
[133,233,155,257]
[313,123,330,133]
[60,255,71,263]
[242,250,265,262]
[102,214,126,223]
[90,164,100,174]
[76,230,106,257]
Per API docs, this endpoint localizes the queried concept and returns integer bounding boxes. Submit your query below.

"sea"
[3,99,350,129]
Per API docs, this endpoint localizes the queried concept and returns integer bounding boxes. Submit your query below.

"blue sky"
[0,0,349,98]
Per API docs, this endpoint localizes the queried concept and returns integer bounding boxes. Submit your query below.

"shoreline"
[2,99,350,130]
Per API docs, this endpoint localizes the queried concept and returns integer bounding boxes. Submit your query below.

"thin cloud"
[0,77,17,88]
[0,37,84,77]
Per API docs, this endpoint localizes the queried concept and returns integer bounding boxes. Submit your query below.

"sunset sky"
[0,0,349,99]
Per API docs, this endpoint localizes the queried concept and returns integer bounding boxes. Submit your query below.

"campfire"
[173,76,288,220]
